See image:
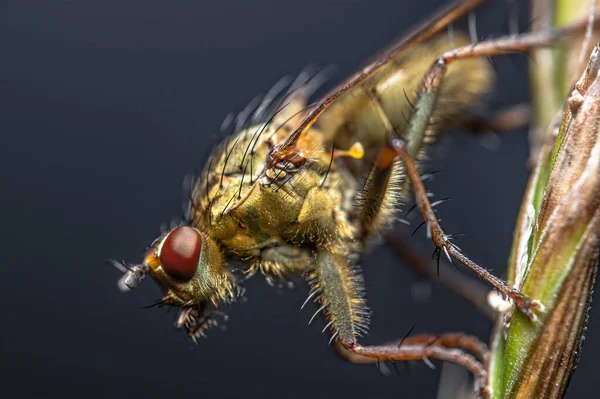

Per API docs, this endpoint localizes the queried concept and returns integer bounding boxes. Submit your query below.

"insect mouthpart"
[111,260,150,292]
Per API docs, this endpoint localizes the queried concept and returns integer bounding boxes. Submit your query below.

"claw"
[521,298,545,321]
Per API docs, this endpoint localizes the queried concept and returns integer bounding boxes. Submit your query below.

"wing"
[271,0,486,155]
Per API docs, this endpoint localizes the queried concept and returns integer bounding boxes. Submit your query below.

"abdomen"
[315,33,493,175]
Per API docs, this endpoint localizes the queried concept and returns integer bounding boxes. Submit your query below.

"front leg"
[309,247,489,397]
[337,337,489,398]
[307,248,369,343]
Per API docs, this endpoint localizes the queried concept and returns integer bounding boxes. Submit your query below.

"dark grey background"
[2,0,597,398]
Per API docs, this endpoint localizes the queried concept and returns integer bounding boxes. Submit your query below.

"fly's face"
[115,225,237,339]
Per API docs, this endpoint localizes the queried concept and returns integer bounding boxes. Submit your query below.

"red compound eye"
[159,226,202,281]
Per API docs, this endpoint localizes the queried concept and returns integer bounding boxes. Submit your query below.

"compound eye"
[159,226,202,281]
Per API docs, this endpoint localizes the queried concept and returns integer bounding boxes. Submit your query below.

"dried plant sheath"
[528,0,600,161]
[489,43,600,399]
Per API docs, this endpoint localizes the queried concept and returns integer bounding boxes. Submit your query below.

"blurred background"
[2,0,597,397]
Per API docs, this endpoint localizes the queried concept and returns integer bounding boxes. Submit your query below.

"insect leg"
[338,335,490,398]
[398,28,566,162]
[356,28,574,240]
[311,247,489,396]
[308,248,368,345]
[337,331,488,363]
[251,245,313,285]
[380,137,540,319]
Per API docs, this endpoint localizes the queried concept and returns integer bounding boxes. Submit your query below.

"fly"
[112,0,594,396]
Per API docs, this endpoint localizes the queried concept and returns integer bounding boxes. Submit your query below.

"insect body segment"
[317,33,493,172]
